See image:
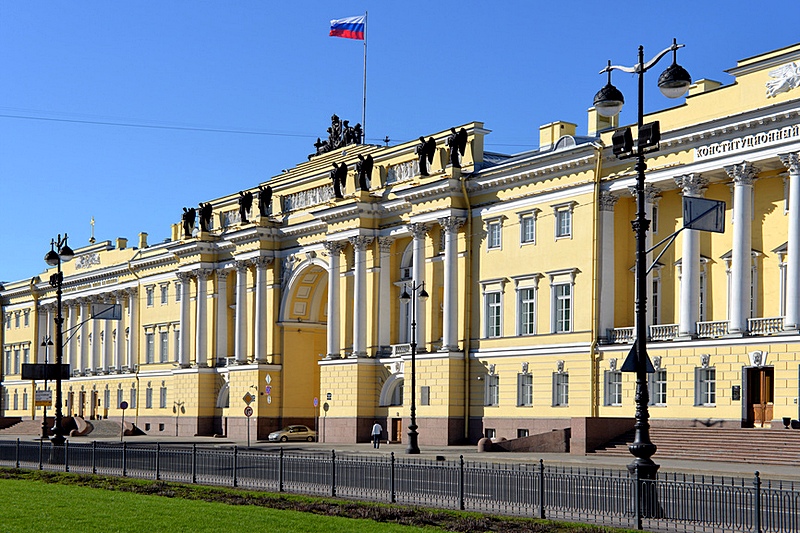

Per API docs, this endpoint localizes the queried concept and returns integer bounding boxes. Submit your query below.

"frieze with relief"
[74,253,101,270]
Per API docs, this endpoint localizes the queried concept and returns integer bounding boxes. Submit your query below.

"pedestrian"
[371,420,382,449]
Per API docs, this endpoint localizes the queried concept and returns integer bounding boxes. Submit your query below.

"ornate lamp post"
[40,336,53,440]
[593,40,691,480]
[399,281,428,454]
[44,234,74,446]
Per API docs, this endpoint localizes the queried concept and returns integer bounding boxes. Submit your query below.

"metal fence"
[0,439,798,532]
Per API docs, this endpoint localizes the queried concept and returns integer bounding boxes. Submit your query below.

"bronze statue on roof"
[416,136,436,176]
[447,127,468,168]
[309,115,363,158]
[258,185,272,217]
[181,207,196,238]
[199,202,213,232]
[238,190,253,223]
[356,154,374,191]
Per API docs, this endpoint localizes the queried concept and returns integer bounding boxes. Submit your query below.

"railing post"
[233,446,238,488]
[331,450,336,497]
[64,440,69,472]
[192,444,197,484]
[92,441,97,474]
[15,438,19,469]
[754,471,762,533]
[155,443,161,481]
[634,466,642,530]
[122,442,127,477]
[278,448,284,492]
[390,452,396,504]
[458,455,465,511]
[538,459,545,520]
[39,439,43,470]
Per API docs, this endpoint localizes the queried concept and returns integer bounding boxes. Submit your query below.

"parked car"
[268,425,317,442]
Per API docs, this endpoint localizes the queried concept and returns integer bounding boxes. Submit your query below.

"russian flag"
[329,15,365,40]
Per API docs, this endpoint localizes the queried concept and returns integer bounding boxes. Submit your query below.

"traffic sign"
[243,392,254,405]
[265,385,272,395]
[313,397,318,407]
[265,374,272,385]
[267,396,272,404]
[34,390,52,407]
[244,406,253,417]
[120,401,129,410]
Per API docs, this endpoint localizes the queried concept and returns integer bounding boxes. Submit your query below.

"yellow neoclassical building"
[4,43,800,447]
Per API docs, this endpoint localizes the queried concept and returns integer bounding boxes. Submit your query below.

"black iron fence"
[0,439,798,532]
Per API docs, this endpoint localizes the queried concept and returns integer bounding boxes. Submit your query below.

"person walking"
[371,421,383,449]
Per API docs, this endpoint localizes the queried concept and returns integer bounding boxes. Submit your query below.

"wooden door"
[78,391,86,418]
[391,418,403,443]
[90,391,98,420]
[747,367,774,427]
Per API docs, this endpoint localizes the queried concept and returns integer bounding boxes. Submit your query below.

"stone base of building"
[319,416,466,445]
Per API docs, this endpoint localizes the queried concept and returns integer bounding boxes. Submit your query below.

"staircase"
[0,419,52,437]
[591,427,800,466]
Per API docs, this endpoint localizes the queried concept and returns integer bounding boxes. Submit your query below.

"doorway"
[391,418,403,443]
[78,391,86,418]
[90,390,98,420]
[745,367,774,428]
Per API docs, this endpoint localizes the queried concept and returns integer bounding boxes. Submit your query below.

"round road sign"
[120,401,129,410]
[313,397,318,407]
[244,406,253,417]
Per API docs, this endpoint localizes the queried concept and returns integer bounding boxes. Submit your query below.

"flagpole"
[362,11,367,143]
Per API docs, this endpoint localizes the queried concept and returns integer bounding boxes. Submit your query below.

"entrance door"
[90,391,98,420]
[746,367,774,428]
[78,391,86,418]
[391,418,403,443]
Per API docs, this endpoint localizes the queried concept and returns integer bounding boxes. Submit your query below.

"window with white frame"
[651,203,659,234]
[130,387,137,409]
[699,270,707,322]
[13,348,20,374]
[548,269,577,334]
[14,313,20,328]
[104,389,110,411]
[420,386,430,406]
[485,291,502,338]
[175,282,182,302]
[552,202,576,239]
[22,390,28,410]
[695,367,716,406]
[485,428,496,439]
[174,329,180,361]
[517,373,533,406]
[486,219,502,250]
[23,310,29,327]
[649,369,667,406]
[552,372,569,406]
[652,274,661,325]
[519,287,536,335]
[518,209,539,245]
[485,374,500,406]
[146,287,155,307]
[22,346,29,365]
[605,370,622,406]
[159,331,169,363]
[4,350,11,373]
[145,332,155,363]
[117,388,124,409]
[159,385,167,408]
[517,429,529,438]
[145,386,153,409]
[160,284,169,305]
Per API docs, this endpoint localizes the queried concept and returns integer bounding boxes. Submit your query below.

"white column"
[725,162,758,334]
[598,192,618,338]
[408,223,429,351]
[215,269,230,365]
[194,269,212,367]
[114,292,124,371]
[126,288,138,371]
[42,305,53,362]
[376,237,394,354]
[102,296,113,373]
[91,299,102,372]
[675,174,708,338]
[324,242,345,358]
[67,302,78,373]
[234,261,249,364]
[349,236,374,357]
[629,185,660,327]
[438,216,465,351]
[79,299,90,374]
[780,153,800,330]
[177,272,192,367]
[252,257,271,363]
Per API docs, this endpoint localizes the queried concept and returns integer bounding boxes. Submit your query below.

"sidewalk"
[4,431,799,482]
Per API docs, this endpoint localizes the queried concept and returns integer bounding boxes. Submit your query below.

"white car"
[268,425,317,442]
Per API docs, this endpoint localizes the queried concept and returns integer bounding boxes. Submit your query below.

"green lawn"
[0,478,438,533]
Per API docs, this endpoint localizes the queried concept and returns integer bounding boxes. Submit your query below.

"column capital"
[628,184,661,203]
[193,268,214,281]
[724,161,759,185]
[250,256,273,269]
[674,173,708,197]
[176,271,192,283]
[598,191,619,212]
[437,216,466,233]
[348,235,374,251]
[779,152,800,174]
[377,236,395,253]
[322,241,346,256]
[233,260,250,273]
[408,222,430,239]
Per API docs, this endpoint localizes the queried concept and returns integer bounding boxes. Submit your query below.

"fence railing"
[0,439,798,532]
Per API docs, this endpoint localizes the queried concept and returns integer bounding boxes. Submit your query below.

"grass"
[0,468,637,533]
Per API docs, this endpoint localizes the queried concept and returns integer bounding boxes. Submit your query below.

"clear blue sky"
[2,1,799,284]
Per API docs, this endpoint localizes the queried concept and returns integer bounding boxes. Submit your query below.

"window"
[552,202,576,239]
[22,346,29,365]
[160,285,169,305]
[159,332,169,363]
[485,291,502,338]
[485,428,496,439]
[699,271,707,322]
[159,386,167,409]
[420,386,430,406]
[518,287,536,335]
[145,333,155,363]
[14,313,20,328]
[145,386,153,409]
[104,389,110,411]
[652,274,661,325]
[22,390,27,410]
[389,382,404,406]
[649,369,667,406]
[554,283,572,333]
[605,370,622,406]
[23,310,29,327]
[552,372,569,406]
[4,313,10,329]
[13,348,20,374]
[146,287,155,307]
[485,374,499,406]
[487,220,502,250]
[130,387,137,409]
[651,203,659,234]
[695,367,716,406]
[4,350,10,373]
[117,388,124,409]
[175,282,182,302]
[517,373,533,406]
[519,210,539,244]
[13,391,18,410]
[174,330,180,361]
[517,429,529,438]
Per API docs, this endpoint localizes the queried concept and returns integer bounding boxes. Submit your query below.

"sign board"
[265,374,272,385]
[120,401,129,410]
[244,406,253,417]
[683,197,726,233]
[620,345,655,373]
[91,303,122,320]
[243,392,254,405]
[35,390,52,407]
[21,363,71,380]
[326,392,332,401]
[267,396,272,404]
[732,385,741,401]
[313,397,318,407]
[323,402,329,412]
[265,385,272,395]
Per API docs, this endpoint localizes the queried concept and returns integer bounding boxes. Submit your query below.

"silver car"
[268,425,317,442]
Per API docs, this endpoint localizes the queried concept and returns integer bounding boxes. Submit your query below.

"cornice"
[279,219,328,238]
[469,152,597,193]
[391,177,463,203]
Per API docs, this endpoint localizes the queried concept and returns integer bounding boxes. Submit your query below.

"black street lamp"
[593,40,691,481]
[44,234,74,446]
[399,281,428,454]
[40,336,53,440]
